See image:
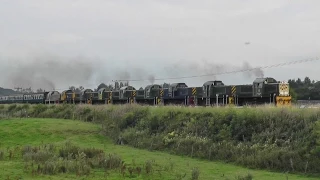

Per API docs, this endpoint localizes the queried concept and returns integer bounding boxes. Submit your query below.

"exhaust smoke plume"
[5,54,96,91]
[241,61,264,78]
[164,59,264,82]
[109,67,156,86]
[147,75,155,84]
[4,54,264,92]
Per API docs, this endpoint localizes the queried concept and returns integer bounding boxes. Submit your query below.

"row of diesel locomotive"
[0,77,292,106]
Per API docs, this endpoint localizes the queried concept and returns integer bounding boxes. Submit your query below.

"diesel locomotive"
[0,77,291,107]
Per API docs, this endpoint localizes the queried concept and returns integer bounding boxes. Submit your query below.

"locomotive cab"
[81,89,93,104]
[168,83,188,98]
[45,91,60,104]
[144,84,162,98]
[61,90,74,102]
[98,87,113,104]
[98,88,107,100]
[252,77,291,106]
[119,86,136,99]
[202,80,225,98]
[252,77,277,97]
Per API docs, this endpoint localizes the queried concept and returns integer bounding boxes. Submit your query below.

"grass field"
[0,118,317,180]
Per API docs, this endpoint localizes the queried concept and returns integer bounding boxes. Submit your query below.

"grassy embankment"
[0,104,319,179]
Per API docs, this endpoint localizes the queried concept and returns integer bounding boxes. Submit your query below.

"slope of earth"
[0,118,317,180]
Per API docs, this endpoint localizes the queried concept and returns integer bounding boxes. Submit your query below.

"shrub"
[7,104,17,112]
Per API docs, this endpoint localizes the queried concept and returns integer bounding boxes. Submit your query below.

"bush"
[101,105,320,174]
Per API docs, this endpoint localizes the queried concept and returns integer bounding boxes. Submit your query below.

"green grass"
[0,118,317,180]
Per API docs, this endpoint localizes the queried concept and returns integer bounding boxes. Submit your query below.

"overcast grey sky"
[0,0,319,90]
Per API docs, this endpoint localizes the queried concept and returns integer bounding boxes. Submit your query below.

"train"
[0,77,292,107]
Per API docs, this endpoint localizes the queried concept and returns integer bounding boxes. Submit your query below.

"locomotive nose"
[279,82,289,96]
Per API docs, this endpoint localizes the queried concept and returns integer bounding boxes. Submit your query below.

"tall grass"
[1,103,320,175]
[21,141,125,177]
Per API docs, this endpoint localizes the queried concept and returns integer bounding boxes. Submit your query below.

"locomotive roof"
[62,89,73,93]
[145,84,162,90]
[169,83,188,88]
[80,89,92,96]
[203,80,224,86]
[98,87,112,92]
[98,88,106,92]
[253,77,277,84]
[120,86,136,90]
[81,89,93,93]
[47,91,60,95]
[46,91,60,99]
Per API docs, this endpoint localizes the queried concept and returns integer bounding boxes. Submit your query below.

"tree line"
[288,77,320,101]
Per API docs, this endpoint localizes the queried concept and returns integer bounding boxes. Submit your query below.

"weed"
[102,153,122,170]
[235,173,253,180]
[145,160,153,174]
[175,172,187,180]
[0,150,4,160]
[191,167,200,180]
[128,166,134,177]
[136,166,142,176]
[21,145,33,155]
[23,151,53,163]
[7,104,17,112]
[18,142,121,177]
[82,147,104,158]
